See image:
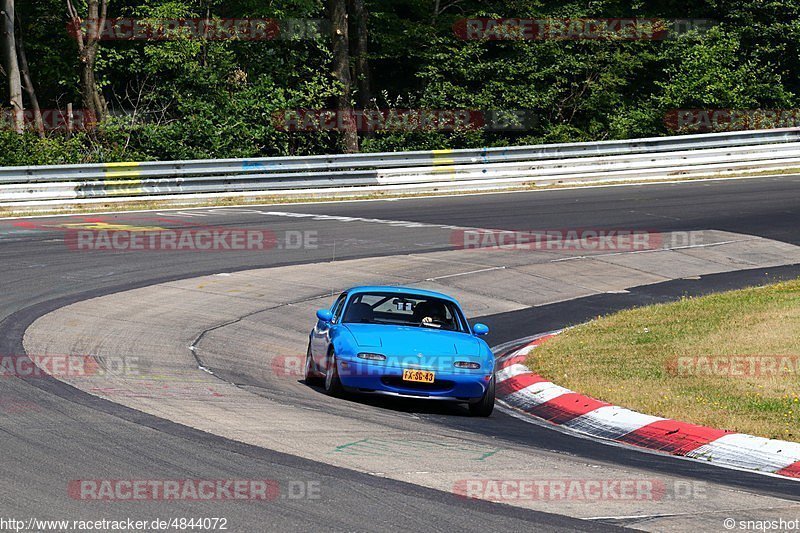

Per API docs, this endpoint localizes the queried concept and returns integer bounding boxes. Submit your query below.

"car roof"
[345,285,460,304]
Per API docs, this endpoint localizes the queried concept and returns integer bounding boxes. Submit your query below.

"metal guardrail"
[2,128,800,206]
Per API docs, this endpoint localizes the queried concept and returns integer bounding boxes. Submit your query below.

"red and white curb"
[494,331,800,480]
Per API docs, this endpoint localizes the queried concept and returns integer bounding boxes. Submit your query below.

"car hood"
[343,323,482,357]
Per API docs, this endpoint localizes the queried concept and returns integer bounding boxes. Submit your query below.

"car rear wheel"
[324,351,344,396]
[304,344,322,385]
[469,376,495,417]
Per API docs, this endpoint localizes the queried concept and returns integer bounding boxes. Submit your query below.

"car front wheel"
[324,351,344,396]
[304,343,322,385]
[469,376,495,417]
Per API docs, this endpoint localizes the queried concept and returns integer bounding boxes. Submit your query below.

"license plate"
[402,369,435,383]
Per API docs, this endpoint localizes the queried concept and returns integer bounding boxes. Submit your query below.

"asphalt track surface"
[2,176,800,531]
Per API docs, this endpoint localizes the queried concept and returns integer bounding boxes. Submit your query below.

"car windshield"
[342,292,467,332]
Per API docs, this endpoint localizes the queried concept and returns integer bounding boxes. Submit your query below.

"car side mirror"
[316,309,333,323]
[472,323,489,336]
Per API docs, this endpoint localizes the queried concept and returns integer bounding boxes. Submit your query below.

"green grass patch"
[528,279,800,441]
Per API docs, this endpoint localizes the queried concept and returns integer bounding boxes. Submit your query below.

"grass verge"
[528,279,800,442]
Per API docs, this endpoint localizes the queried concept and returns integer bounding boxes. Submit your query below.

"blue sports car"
[305,286,495,416]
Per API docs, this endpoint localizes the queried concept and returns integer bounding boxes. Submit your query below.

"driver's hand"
[421,316,440,328]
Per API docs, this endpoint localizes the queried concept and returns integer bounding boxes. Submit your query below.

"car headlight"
[454,361,480,369]
[357,352,387,361]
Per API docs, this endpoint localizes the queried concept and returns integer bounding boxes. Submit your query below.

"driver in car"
[413,301,453,329]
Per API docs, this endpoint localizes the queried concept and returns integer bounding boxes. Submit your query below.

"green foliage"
[0,129,135,166]
[4,0,800,164]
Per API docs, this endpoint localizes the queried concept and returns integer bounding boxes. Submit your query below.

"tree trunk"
[329,0,358,153]
[66,0,108,122]
[431,0,440,24]
[15,14,42,136]
[348,0,371,109]
[1,0,23,133]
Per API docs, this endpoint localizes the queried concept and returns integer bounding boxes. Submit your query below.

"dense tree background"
[1,0,798,165]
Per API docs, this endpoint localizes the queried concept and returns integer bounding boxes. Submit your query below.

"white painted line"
[160,211,211,217]
[561,405,666,441]
[424,266,506,281]
[685,433,800,473]
[511,344,539,357]
[495,364,533,383]
[504,382,571,410]
[258,210,489,231]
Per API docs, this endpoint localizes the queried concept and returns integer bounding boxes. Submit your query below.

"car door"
[312,293,347,365]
